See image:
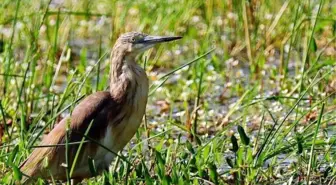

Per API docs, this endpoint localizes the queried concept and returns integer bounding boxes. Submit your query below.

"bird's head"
[114,32,182,57]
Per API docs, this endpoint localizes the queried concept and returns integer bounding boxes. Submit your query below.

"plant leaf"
[230,135,239,152]
[237,125,250,145]
[12,165,22,180]
[309,37,317,52]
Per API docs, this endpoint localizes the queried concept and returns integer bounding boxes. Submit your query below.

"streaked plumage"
[19,32,181,184]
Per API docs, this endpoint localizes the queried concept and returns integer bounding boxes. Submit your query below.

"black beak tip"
[173,36,183,40]
[165,36,182,42]
[141,35,183,44]
[158,36,182,42]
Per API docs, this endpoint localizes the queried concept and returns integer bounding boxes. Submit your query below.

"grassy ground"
[1,0,336,184]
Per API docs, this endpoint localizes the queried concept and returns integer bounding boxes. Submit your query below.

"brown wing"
[20,91,120,182]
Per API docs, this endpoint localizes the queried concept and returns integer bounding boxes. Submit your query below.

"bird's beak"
[139,35,182,44]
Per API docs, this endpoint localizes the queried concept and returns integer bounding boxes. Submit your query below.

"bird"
[19,32,182,184]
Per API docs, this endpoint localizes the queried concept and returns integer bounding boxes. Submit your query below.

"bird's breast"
[110,77,148,151]
[97,75,148,166]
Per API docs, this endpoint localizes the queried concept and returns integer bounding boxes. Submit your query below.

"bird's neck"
[109,51,145,103]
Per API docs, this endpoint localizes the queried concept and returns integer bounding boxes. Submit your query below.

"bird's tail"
[19,141,59,184]
[19,149,45,184]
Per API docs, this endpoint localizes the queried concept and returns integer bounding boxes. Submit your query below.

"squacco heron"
[19,32,182,184]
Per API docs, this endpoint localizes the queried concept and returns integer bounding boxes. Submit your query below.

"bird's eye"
[130,37,136,43]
